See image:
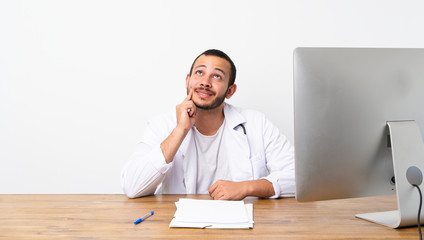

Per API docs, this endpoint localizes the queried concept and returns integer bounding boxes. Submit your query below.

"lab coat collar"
[179,129,197,194]
[223,103,247,131]
[222,103,252,180]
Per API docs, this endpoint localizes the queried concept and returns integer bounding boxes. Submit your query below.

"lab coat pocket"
[249,153,267,179]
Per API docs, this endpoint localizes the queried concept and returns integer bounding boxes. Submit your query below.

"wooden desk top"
[0,194,420,239]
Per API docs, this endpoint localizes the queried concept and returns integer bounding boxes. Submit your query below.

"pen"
[134,211,154,224]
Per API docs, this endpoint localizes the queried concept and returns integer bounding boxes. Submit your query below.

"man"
[121,49,294,200]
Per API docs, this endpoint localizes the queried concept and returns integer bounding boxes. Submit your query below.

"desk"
[0,194,420,239]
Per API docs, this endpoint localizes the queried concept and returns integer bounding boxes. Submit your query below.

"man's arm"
[122,89,197,198]
[161,88,197,163]
[208,179,275,200]
[121,135,170,198]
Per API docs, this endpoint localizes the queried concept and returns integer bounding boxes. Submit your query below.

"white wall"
[1,0,424,194]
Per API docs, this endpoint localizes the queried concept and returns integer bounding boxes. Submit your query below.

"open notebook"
[169,198,254,229]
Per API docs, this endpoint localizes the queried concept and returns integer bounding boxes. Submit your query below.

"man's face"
[186,55,234,110]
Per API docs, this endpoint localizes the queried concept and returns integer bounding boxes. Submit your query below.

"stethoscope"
[237,124,247,135]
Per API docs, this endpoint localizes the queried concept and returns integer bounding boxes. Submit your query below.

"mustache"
[194,87,216,96]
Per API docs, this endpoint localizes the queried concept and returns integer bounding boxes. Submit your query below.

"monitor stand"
[356,121,424,228]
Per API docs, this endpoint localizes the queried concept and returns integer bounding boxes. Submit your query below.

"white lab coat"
[121,103,295,199]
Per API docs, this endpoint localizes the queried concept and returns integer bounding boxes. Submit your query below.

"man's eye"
[214,75,222,80]
[196,70,202,75]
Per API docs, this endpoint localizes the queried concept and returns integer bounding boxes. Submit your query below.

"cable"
[413,184,423,240]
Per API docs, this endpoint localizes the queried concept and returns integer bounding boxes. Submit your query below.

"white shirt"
[121,103,295,199]
[193,120,230,194]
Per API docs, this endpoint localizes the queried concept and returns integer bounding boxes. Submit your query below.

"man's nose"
[200,76,212,88]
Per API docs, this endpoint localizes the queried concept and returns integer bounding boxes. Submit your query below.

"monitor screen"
[293,47,424,227]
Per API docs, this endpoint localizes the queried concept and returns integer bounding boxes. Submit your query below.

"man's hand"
[208,180,248,200]
[209,179,275,200]
[176,88,197,133]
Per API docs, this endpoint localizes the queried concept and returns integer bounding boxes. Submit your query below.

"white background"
[1,0,424,194]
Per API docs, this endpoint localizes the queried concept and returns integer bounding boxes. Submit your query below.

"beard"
[187,87,228,110]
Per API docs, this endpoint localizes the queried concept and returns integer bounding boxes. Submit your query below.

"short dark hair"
[189,49,237,86]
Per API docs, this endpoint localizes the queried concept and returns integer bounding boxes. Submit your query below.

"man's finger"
[209,181,218,195]
[210,189,219,199]
[186,101,197,117]
[185,87,193,101]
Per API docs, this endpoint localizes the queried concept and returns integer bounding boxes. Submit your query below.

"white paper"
[169,198,254,229]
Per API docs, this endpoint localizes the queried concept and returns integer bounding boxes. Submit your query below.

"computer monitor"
[294,47,424,228]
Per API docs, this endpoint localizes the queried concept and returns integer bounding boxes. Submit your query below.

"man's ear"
[185,74,190,88]
[225,84,237,99]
